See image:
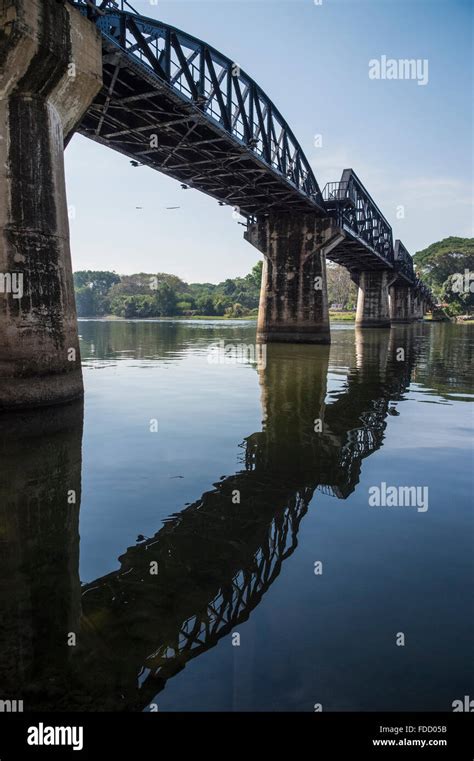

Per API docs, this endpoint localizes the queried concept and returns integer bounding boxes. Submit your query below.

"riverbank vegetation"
[74,238,473,321]
[413,237,474,317]
[74,261,358,319]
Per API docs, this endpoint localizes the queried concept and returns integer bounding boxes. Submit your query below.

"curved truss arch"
[69,0,325,215]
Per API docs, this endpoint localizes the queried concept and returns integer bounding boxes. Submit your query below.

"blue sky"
[65,0,473,282]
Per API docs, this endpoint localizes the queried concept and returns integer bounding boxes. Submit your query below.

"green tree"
[73,270,120,295]
[226,302,244,317]
[176,300,194,314]
[412,237,474,316]
[123,297,139,319]
[196,295,215,315]
[249,260,263,288]
[326,263,357,309]
[413,238,474,293]
[213,296,232,316]
[154,282,177,316]
[75,286,100,317]
[74,271,121,316]
[441,273,474,315]
[223,279,237,296]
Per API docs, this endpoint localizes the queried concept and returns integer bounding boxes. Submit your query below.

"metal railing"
[323,170,394,263]
[322,181,351,203]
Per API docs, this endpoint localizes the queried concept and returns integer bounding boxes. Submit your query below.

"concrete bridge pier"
[245,214,340,344]
[389,284,414,324]
[355,270,392,328]
[413,293,424,320]
[421,296,427,317]
[0,0,102,409]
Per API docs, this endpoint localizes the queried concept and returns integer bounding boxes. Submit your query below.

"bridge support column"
[413,293,424,320]
[245,214,338,344]
[0,0,102,409]
[419,296,426,320]
[355,271,391,328]
[389,284,414,324]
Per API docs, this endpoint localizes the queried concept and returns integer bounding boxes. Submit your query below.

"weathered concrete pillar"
[389,284,414,324]
[245,214,340,344]
[0,0,102,409]
[355,270,391,328]
[412,293,423,320]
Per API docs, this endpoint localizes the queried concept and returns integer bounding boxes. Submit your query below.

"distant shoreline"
[78,311,358,323]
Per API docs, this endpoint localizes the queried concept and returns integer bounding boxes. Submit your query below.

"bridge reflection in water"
[0,328,423,711]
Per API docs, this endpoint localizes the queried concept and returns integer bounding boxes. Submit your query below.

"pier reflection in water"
[0,322,472,711]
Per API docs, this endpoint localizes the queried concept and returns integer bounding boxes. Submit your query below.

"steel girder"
[322,169,394,270]
[68,0,325,216]
[393,239,415,284]
[322,173,434,301]
[393,243,433,304]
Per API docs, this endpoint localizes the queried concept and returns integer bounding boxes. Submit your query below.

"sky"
[65,0,473,283]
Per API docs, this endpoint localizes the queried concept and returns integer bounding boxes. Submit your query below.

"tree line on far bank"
[74,261,358,319]
[74,263,262,319]
[73,238,473,319]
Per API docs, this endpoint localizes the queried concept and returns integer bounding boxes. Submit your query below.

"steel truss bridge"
[69,0,432,302]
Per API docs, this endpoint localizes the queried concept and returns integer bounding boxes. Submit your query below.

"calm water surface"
[1,320,473,711]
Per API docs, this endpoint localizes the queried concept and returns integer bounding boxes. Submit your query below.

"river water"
[1,320,472,711]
